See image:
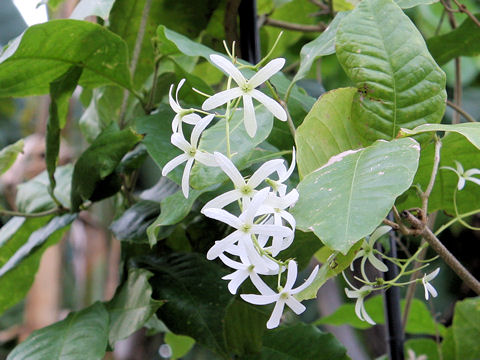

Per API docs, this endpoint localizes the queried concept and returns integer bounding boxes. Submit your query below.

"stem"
[446,100,477,122]
[403,211,480,295]
[262,18,327,32]
[435,208,480,236]
[266,81,296,138]
[451,0,480,27]
[422,138,442,217]
[453,188,480,231]
[0,207,66,218]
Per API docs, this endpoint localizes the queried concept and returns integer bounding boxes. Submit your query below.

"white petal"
[241,293,279,305]
[207,231,242,260]
[354,297,365,322]
[368,253,388,272]
[239,238,271,273]
[251,89,287,121]
[224,270,249,294]
[181,157,194,198]
[162,154,188,176]
[424,282,438,300]
[361,302,376,325]
[243,95,257,137]
[285,296,306,315]
[345,288,361,299]
[250,272,276,295]
[182,113,202,125]
[455,160,464,174]
[202,87,243,111]
[202,208,242,229]
[219,254,244,270]
[466,176,480,187]
[210,54,246,86]
[284,260,298,291]
[369,225,392,245]
[171,133,191,153]
[169,84,181,113]
[424,267,440,282]
[251,224,293,238]
[279,147,296,182]
[176,78,186,103]
[172,114,181,133]
[247,159,284,188]
[248,58,285,88]
[202,189,241,210]
[266,299,285,329]
[464,168,480,177]
[458,177,466,190]
[241,188,270,224]
[195,151,217,166]
[291,265,319,294]
[214,152,245,187]
[191,114,214,147]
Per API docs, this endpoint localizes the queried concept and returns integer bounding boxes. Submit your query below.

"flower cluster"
[161,53,317,329]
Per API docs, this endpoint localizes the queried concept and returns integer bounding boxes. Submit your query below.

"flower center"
[188,147,196,157]
[240,185,253,195]
[280,292,289,299]
[241,82,253,93]
[241,224,252,233]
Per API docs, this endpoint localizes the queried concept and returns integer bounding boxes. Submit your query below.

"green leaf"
[292,12,348,85]
[0,20,132,97]
[427,15,480,66]
[295,87,363,178]
[70,0,116,20]
[7,302,109,360]
[46,66,83,195]
[395,0,439,8]
[452,297,480,360]
[404,339,440,360]
[0,215,73,315]
[0,139,23,175]
[70,126,142,211]
[110,201,160,244]
[336,0,446,142]
[441,327,455,360]
[291,138,420,254]
[165,332,195,359]
[399,123,480,150]
[260,323,349,360]
[16,165,73,213]
[137,253,232,358]
[190,105,274,189]
[107,268,163,346]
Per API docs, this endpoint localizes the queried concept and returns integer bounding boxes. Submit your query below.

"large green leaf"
[452,297,480,360]
[137,253,232,358]
[291,138,420,254]
[70,126,142,211]
[427,15,480,66]
[107,268,163,346]
[259,323,348,360]
[0,215,73,315]
[0,139,23,175]
[16,165,73,213]
[0,20,132,97]
[295,87,363,178]
[336,0,446,142]
[190,105,273,189]
[7,302,109,360]
[395,0,439,8]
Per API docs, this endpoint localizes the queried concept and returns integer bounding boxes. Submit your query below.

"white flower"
[162,114,216,198]
[267,147,296,196]
[169,79,202,134]
[441,161,480,190]
[345,285,375,325]
[241,260,319,329]
[202,54,287,137]
[202,151,285,210]
[350,226,390,275]
[422,267,440,300]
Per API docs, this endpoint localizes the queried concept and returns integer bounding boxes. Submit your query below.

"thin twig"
[308,0,329,10]
[447,100,477,122]
[421,138,442,218]
[263,17,327,32]
[0,207,66,218]
[451,0,480,27]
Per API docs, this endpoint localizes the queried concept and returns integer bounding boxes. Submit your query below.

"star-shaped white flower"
[169,79,202,134]
[350,226,390,276]
[441,161,480,190]
[162,114,216,198]
[202,151,285,210]
[422,267,440,300]
[345,285,375,325]
[241,260,319,329]
[267,147,296,196]
[202,54,287,137]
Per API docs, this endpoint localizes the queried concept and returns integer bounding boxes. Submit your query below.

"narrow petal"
[248,58,285,88]
[241,293,279,305]
[195,151,217,166]
[251,89,287,121]
[249,272,276,295]
[207,231,242,260]
[266,300,285,329]
[291,265,319,294]
[182,113,202,125]
[202,208,242,229]
[191,114,215,147]
[243,95,257,137]
[219,254,244,270]
[458,177,466,191]
[455,160,464,174]
[361,302,376,325]
[242,188,270,224]
[171,133,191,153]
[284,260,298,291]
[368,253,388,272]
[466,176,480,187]
[465,168,480,177]
[172,114,181,133]
[425,283,438,299]
[355,298,365,322]
[203,189,241,210]
[175,78,186,103]
[251,224,293,238]
[168,84,181,113]
[225,271,249,294]
[285,296,306,315]
[239,239,271,273]
[279,147,296,182]
[214,151,245,187]
[247,159,284,188]
[181,158,194,198]
[210,54,246,86]
[202,88,243,110]
[425,267,440,282]
[345,288,360,299]
[162,154,188,176]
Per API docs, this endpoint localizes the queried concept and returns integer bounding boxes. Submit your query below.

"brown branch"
[447,100,477,122]
[452,0,480,27]
[263,17,327,32]
[308,0,329,10]
[421,138,442,218]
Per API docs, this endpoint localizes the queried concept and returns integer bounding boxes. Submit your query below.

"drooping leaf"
[399,123,480,150]
[452,297,480,360]
[0,216,72,315]
[295,87,363,178]
[70,126,142,211]
[7,302,109,360]
[16,165,73,213]
[70,0,116,20]
[136,253,232,358]
[291,138,420,254]
[259,323,349,360]
[0,20,132,97]
[336,0,446,142]
[46,66,83,195]
[292,12,348,85]
[427,14,480,66]
[0,139,23,175]
[107,268,164,346]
